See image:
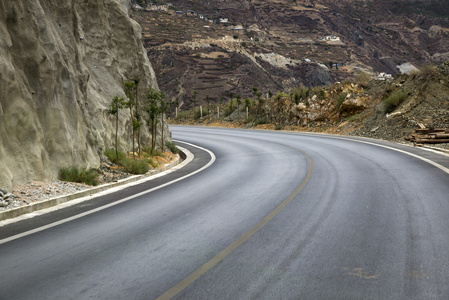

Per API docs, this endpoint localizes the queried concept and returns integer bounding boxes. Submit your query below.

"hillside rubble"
[171,61,449,150]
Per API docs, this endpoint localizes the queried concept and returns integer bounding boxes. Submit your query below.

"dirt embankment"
[170,62,449,150]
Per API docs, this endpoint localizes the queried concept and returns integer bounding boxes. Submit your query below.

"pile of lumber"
[406,127,449,145]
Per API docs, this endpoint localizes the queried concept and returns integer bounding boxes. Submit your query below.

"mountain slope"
[133,0,449,110]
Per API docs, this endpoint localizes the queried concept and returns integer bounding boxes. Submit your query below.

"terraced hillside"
[132,0,449,110]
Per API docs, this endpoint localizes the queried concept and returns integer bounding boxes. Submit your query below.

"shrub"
[59,167,99,186]
[194,109,202,120]
[224,107,234,117]
[254,117,267,125]
[347,114,360,122]
[120,157,149,174]
[243,115,255,124]
[104,148,125,164]
[177,110,190,119]
[142,147,163,157]
[166,141,180,154]
[275,124,284,130]
[383,89,408,114]
[146,158,158,168]
[293,85,310,104]
[335,92,347,111]
[319,89,326,100]
[152,148,163,157]
[419,64,437,79]
[356,71,371,87]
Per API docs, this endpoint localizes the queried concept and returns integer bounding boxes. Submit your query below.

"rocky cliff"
[0,0,160,191]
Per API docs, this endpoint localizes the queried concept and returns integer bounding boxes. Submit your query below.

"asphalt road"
[1,126,449,299]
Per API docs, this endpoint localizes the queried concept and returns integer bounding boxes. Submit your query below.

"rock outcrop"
[0,0,161,191]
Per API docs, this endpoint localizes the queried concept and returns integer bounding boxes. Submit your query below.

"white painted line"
[0,142,216,245]
[299,133,449,176]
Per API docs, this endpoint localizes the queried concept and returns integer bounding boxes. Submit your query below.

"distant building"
[377,73,393,80]
[147,4,168,11]
[185,10,197,16]
[220,18,228,23]
[324,35,341,42]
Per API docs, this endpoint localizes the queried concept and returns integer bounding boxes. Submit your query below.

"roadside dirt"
[1,151,178,212]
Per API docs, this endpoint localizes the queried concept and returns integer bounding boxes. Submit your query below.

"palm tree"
[108,96,125,162]
[146,88,162,154]
[124,81,137,157]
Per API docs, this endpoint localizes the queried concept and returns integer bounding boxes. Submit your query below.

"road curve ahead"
[1,126,449,300]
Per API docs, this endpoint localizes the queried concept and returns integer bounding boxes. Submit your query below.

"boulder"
[339,96,370,116]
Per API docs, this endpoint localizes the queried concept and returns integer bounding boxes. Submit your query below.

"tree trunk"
[115,113,119,162]
[160,114,164,150]
[152,118,157,154]
[130,109,135,158]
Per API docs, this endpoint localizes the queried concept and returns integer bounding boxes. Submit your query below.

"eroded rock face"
[0,0,159,191]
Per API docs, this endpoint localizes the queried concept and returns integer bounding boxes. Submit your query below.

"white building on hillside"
[325,35,341,42]
[377,73,393,80]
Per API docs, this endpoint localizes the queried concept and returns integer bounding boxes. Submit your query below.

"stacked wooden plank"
[406,127,449,145]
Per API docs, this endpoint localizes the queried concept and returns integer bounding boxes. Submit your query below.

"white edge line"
[299,133,449,176]
[0,141,216,245]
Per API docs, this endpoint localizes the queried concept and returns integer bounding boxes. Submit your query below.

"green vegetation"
[383,89,408,114]
[104,148,126,164]
[143,146,163,157]
[335,92,348,111]
[110,80,172,164]
[418,64,438,80]
[347,114,361,122]
[59,167,99,186]
[254,117,267,125]
[104,146,168,175]
[177,110,190,118]
[146,157,158,168]
[275,124,284,130]
[355,72,371,88]
[120,157,150,174]
[243,115,255,124]
[136,0,148,7]
[108,96,126,162]
[194,109,202,120]
[292,85,310,104]
[146,88,166,154]
[166,141,180,154]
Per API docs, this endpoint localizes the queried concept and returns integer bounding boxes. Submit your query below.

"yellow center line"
[157,146,314,300]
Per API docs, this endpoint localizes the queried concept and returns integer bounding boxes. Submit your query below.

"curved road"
[1,126,449,299]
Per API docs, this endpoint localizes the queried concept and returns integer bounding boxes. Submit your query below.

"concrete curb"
[0,147,189,222]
